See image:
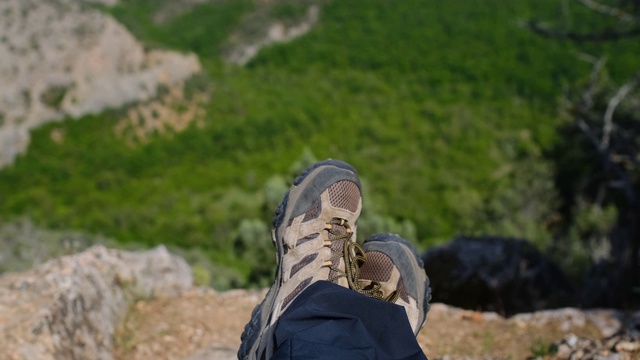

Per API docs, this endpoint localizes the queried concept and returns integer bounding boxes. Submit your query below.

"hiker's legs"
[271,281,428,360]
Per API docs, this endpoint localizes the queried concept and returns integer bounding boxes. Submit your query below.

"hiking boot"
[238,159,363,360]
[357,233,431,335]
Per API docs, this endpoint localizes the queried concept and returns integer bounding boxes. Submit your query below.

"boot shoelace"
[323,218,398,302]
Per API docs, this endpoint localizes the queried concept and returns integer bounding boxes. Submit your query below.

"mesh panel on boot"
[359,251,394,282]
[328,225,347,240]
[328,234,345,281]
[328,181,360,212]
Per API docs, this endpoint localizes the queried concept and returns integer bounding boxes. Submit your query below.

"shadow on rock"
[421,236,575,316]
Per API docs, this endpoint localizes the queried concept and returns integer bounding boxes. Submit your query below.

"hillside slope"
[0,0,200,167]
[1,0,639,290]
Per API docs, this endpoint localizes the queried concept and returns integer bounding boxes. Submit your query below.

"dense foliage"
[1,0,638,288]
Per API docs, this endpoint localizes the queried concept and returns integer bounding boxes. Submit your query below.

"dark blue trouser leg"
[271,281,428,360]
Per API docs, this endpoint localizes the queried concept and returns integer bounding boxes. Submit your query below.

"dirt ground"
[113,287,629,360]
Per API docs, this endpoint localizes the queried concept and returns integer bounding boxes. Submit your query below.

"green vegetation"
[1,0,638,288]
[0,218,119,273]
[530,338,556,358]
[108,0,254,61]
[40,85,68,110]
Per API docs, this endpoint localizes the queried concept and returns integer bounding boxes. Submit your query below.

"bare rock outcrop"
[0,0,201,167]
[223,3,320,65]
[0,245,192,360]
[81,0,119,6]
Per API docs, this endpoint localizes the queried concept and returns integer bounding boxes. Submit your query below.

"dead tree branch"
[528,20,640,41]
[602,75,638,148]
[576,0,638,22]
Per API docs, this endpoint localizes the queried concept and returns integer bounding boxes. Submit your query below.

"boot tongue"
[328,223,348,240]
[327,224,347,283]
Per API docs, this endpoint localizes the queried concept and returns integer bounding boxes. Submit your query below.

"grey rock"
[80,0,119,6]
[512,307,627,339]
[0,245,192,360]
[550,325,640,360]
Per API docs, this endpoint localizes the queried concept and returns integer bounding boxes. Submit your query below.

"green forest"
[1,0,638,290]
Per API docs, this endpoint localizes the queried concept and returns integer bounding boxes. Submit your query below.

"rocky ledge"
[1,245,638,360]
[0,245,192,360]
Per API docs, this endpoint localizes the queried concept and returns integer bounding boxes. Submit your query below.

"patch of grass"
[40,85,68,109]
[530,338,556,358]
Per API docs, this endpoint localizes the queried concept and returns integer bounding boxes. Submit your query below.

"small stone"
[566,334,579,347]
[615,341,640,352]
[555,343,572,359]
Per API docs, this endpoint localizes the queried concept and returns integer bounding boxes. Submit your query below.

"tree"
[529,0,640,308]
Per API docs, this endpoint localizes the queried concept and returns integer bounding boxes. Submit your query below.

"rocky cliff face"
[0,245,192,360]
[0,0,201,167]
